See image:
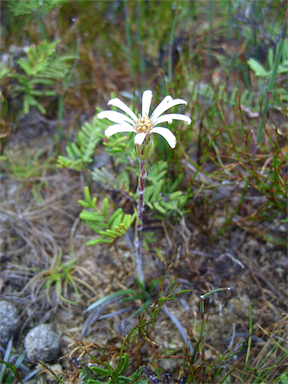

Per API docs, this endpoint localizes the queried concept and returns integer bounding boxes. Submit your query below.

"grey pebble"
[0,300,19,346]
[24,324,61,363]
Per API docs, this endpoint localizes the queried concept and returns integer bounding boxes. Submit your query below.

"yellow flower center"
[135,115,153,133]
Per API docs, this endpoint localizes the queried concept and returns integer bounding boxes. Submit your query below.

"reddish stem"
[134,160,147,286]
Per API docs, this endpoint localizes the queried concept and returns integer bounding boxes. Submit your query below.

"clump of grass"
[19,249,97,307]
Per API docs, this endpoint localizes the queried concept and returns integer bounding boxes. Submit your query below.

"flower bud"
[135,133,154,161]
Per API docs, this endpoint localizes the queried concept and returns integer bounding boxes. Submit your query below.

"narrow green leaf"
[86,238,113,246]
[65,145,77,161]
[268,48,274,70]
[79,211,103,221]
[78,199,90,208]
[70,142,82,158]
[153,202,166,214]
[104,229,119,238]
[108,208,123,226]
[23,96,29,114]
[85,289,137,312]
[169,191,183,199]
[111,212,123,229]
[0,338,13,382]
[91,197,97,210]
[113,226,126,235]
[36,101,46,114]
[118,353,129,376]
[86,221,103,234]
[151,180,163,202]
[102,197,109,218]
[98,230,115,238]
[84,186,91,204]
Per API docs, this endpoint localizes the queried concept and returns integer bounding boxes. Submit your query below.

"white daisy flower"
[97,90,191,149]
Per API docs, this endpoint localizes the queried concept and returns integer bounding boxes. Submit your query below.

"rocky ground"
[0,113,287,383]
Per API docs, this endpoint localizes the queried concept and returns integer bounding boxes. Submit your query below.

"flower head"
[97,90,191,150]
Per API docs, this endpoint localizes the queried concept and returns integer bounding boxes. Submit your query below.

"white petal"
[105,124,136,138]
[150,95,172,122]
[151,98,187,123]
[97,110,134,125]
[142,90,153,117]
[108,98,138,122]
[154,113,191,126]
[151,127,177,148]
[134,132,146,146]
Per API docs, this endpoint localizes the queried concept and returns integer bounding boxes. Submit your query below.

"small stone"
[0,300,19,346]
[24,324,61,363]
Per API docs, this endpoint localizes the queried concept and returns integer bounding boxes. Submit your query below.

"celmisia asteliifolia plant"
[98,90,191,286]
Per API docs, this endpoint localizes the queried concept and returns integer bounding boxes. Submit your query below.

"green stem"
[136,2,145,77]
[208,0,214,69]
[199,287,231,355]
[124,0,134,82]
[168,4,179,83]
[241,302,252,380]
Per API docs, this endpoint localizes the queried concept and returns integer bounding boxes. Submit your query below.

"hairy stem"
[134,160,147,287]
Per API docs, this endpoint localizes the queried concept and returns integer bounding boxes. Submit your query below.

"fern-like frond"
[78,187,136,246]
[92,168,119,190]
[136,178,186,215]
[146,160,168,184]
[117,353,129,376]
[103,134,135,165]
[57,117,104,170]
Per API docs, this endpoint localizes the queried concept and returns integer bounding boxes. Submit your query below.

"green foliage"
[82,358,145,384]
[141,161,187,215]
[1,147,57,203]
[43,251,81,305]
[85,289,139,313]
[0,338,27,384]
[85,277,164,319]
[247,39,288,103]
[255,13,288,142]
[2,147,54,180]
[21,250,96,307]
[230,130,288,226]
[243,339,288,383]
[103,133,135,165]
[0,64,10,82]
[189,78,257,111]
[92,161,187,217]
[79,348,147,384]
[57,117,105,170]
[279,373,288,384]
[127,277,192,349]
[92,160,188,215]
[8,0,67,17]
[57,107,134,171]
[8,40,75,115]
[92,168,122,190]
[78,186,136,246]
